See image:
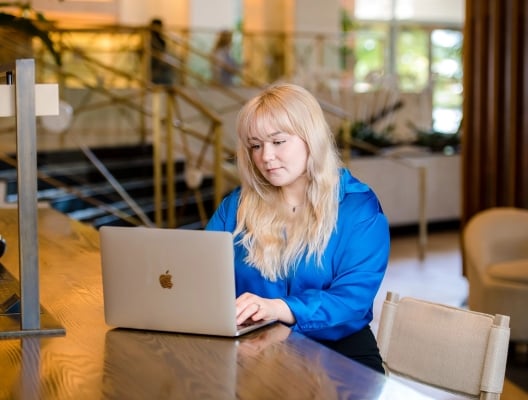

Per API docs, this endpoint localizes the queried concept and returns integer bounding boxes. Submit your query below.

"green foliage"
[411,127,460,152]
[342,120,461,155]
[339,8,357,70]
[340,8,356,33]
[350,121,396,148]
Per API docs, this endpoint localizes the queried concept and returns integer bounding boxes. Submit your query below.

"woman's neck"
[281,189,306,213]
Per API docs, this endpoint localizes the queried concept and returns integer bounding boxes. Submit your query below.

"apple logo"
[159,270,173,289]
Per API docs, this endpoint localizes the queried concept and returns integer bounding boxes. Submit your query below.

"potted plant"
[0,2,61,65]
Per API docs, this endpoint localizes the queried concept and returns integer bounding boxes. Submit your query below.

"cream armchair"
[462,207,528,343]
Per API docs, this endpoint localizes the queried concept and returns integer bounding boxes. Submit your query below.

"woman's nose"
[262,143,275,161]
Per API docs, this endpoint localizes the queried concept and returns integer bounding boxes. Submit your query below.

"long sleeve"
[283,188,390,340]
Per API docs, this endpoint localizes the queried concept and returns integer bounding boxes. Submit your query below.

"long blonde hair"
[234,83,341,281]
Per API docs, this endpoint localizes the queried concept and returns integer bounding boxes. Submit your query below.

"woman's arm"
[282,194,390,340]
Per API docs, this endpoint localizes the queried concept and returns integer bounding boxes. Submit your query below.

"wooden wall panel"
[462,0,528,226]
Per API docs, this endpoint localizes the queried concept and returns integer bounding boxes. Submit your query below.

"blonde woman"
[206,83,389,373]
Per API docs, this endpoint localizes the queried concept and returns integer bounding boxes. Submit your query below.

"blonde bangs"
[238,98,296,144]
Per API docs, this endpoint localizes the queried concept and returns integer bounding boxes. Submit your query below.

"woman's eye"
[273,140,286,145]
[250,143,260,150]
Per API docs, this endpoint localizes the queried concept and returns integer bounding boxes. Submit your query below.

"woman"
[206,83,390,373]
[210,30,240,86]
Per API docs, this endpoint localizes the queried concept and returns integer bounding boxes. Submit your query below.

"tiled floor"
[377,228,528,400]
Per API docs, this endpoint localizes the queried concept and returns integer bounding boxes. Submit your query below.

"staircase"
[0,144,216,230]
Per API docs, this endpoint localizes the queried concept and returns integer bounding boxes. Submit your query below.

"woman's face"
[247,121,309,190]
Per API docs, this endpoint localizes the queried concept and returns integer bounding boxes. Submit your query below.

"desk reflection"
[103,328,238,399]
[102,324,391,400]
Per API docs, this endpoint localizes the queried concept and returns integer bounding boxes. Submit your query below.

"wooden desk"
[0,208,449,399]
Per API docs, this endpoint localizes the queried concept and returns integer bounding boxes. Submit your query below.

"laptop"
[99,226,276,337]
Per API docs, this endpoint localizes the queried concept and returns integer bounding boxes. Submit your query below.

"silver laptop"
[99,226,276,337]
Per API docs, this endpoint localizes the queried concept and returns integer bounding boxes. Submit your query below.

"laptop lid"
[99,226,275,337]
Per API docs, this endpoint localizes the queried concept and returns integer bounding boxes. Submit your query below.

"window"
[431,29,463,133]
[348,0,464,134]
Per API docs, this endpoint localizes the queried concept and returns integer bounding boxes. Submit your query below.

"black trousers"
[316,325,385,374]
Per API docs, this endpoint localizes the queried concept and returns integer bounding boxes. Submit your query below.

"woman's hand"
[236,292,296,326]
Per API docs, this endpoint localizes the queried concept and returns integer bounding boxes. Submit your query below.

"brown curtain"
[462,0,528,226]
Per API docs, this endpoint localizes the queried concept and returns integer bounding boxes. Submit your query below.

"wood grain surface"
[0,208,450,399]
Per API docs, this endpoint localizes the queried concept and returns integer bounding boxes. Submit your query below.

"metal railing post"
[0,58,64,337]
[166,92,176,228]
[152,89,163,227]
[15,59,40,330]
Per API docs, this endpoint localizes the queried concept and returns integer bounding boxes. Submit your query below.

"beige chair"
[377,291,510,399]
[463,207,528,343]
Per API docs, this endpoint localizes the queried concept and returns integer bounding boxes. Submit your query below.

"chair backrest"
[376,291,510,399]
